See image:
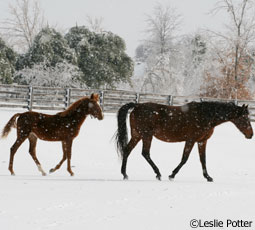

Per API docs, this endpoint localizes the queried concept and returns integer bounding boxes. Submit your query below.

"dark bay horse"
[115,101,253,182]
[2,93,103,176]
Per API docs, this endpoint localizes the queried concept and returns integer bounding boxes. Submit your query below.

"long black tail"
[115,102,136,159]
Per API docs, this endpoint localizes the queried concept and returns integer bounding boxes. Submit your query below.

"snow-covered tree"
[145,3,182,57]
[65,26,133,88]
[136,33,208,96]
[15,61,84,88]
[134,3,183,95]
[16,27,77,70]
[0,37,16,84]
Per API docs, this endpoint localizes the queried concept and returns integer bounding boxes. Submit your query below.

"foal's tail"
[1,113,21,138]
[115,102,136,159]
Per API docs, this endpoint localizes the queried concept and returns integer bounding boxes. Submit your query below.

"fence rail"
[0,84,255,121]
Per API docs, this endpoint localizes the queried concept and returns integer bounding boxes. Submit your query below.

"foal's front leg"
[64,139,74,176]
[49,141,67,174]
[49,139,73,176]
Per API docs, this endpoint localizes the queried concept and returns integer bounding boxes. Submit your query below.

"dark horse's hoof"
[156,175,161,181]
[207,177,213,182]
[168,175,175,181]
[123,175,129,180]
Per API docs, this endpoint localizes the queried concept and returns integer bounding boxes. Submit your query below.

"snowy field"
[0,108,255,230]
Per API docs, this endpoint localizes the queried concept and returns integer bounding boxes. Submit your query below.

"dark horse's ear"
[90,93,100,102]
[241,104,249,114]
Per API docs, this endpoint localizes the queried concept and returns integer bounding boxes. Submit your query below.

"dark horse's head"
[87,93,104,120]
[231,104,253,139]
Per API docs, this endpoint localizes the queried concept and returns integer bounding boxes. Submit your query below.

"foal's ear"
[90,93,100,101]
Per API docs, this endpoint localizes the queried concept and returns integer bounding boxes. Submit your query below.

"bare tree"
[145,3,182,56]
[0,0,45,53]
[85,16,104,33]
[137,3,183,94]
[208,0,255,99]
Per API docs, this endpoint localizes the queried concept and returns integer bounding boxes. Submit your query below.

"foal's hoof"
[42,172,47,176]
[49,168,55,174]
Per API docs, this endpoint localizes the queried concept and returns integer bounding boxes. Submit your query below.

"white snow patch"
[0,109,254,229]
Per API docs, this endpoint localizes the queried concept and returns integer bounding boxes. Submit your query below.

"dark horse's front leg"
[169,140,195,180]
[198,141,213,182]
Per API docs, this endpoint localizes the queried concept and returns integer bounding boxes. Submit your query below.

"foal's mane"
[57,96,89,117]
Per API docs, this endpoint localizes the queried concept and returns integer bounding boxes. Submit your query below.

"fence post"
[99,90,104,111]
[65,88,71,109]
[167,95,173,105]
[135,93,140,103]
[27,86,33,111]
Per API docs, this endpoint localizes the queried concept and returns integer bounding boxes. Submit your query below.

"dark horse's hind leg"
[121,137,140,180]
[198,141,213,182]
[28,133,46,176]
[169,140,195,180]
[141,136,161,180]
[9,136,27,175]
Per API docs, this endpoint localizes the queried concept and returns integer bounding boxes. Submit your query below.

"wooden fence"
[1,84,255,121]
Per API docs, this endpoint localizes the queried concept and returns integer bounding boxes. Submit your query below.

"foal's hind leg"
[49,141,67,174]
[9,136,27,175]
[141,136,161,180]
[198,141,213,182]
[121,136,141,180]
[169,140,195,180]
[28,133,46,176]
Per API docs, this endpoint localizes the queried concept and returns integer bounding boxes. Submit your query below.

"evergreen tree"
[0,37,16,84]
[65,26,133,88]
[16,27,77,70]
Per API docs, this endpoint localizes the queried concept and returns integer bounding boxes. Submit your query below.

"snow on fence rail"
[0,84,255,121]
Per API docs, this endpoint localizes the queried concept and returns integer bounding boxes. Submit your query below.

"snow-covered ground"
[0,108,255,230]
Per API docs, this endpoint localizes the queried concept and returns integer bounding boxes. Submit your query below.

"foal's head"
[231,104,253,139]
[86,93,104,120]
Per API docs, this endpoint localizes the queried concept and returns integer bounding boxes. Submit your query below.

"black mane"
[188,101,242,121]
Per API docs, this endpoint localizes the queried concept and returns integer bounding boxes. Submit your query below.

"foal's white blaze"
[88,102,94,108]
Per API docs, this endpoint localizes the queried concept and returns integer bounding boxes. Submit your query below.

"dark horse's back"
[129,102,211,142]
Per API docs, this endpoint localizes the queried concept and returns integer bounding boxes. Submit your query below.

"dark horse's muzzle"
[245,133,253,139]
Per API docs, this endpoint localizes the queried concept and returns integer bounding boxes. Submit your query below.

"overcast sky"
[0,0,225,56]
